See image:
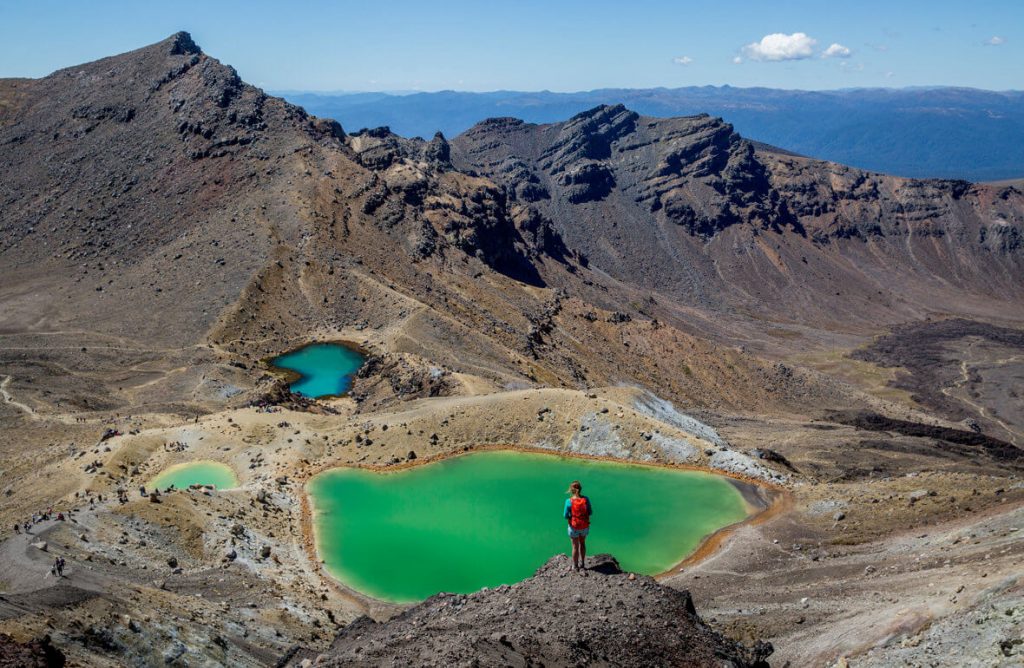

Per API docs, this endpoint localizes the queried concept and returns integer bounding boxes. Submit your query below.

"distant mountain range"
[280,86,1024,182]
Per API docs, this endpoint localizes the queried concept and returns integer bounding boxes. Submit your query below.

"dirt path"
[939,339,1023,445]
[0,374,36,417]
[0,369,184,428]
[2,373,111,425]
[0,521,107,619]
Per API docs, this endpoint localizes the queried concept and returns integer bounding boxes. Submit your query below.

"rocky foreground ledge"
[281,554,773,667]
[0,633,64,667]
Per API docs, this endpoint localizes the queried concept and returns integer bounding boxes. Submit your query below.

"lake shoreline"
[300,445,791,610]
[148,459,239,490]
[660,479,790,578]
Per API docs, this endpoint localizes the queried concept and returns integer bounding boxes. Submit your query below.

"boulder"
[908,489,930,503]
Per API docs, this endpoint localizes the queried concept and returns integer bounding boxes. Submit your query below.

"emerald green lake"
[150,461,238,490]
[308,450,751,602]
[270,342,365,398]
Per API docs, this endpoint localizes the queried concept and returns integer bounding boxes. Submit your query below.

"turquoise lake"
[269,342,365,398]
[308,450,751,602]
[150,461,238,490]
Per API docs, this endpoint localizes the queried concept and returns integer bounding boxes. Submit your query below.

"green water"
[150,461,238,490]
[270,342,365,398]
[308,450,750,602]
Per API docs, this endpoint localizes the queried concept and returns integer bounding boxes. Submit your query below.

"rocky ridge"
[452,104,1024,322]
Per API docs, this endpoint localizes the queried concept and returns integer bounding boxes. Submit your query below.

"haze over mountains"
[284,86,1024,181]
[0,32,1022,667]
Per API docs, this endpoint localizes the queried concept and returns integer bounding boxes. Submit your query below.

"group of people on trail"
[12,508,64,535]
[9,512,70,579]
[564,480,593,573]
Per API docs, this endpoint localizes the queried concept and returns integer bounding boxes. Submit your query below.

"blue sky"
[0,1,1020,92]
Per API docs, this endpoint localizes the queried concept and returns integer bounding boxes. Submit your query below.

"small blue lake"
[269,342,365,398]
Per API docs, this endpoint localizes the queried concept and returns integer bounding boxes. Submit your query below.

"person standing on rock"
[564,480,592,572]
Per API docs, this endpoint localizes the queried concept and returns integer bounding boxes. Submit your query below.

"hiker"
[56,556,66,577]
[13,523,20,534]
[564,480,592,573]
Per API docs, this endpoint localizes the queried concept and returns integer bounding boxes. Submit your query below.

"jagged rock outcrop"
[301,554,773,667]
[343,123,559,283]
[453,105,797,237]
[762,150,1024,245]
[452,104,1024,318]
[542,104,638,170]
[349,352,458,408]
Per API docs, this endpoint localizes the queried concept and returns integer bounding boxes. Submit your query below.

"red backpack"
[569,496,590,529]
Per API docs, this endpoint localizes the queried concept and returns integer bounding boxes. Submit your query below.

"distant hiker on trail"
[56,556,66,577]
[564,480,592,573]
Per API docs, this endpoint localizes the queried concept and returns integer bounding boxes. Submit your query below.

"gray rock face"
[709,449,788,484]
[541,104,638,172]
[451,102,1024,318]
[632,391,726,447]
[649,433,699,463]
[566,412,630,458]
[453,104,794,242]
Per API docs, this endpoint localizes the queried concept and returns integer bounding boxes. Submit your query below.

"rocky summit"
[0,33,1022,668]
[300,555,772,668]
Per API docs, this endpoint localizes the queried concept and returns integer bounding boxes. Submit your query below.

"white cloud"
[822,43,852,58]
[985,36,1005,46]
[673,56,693,66]
[741,32,817,61]
[732,56,743,64]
